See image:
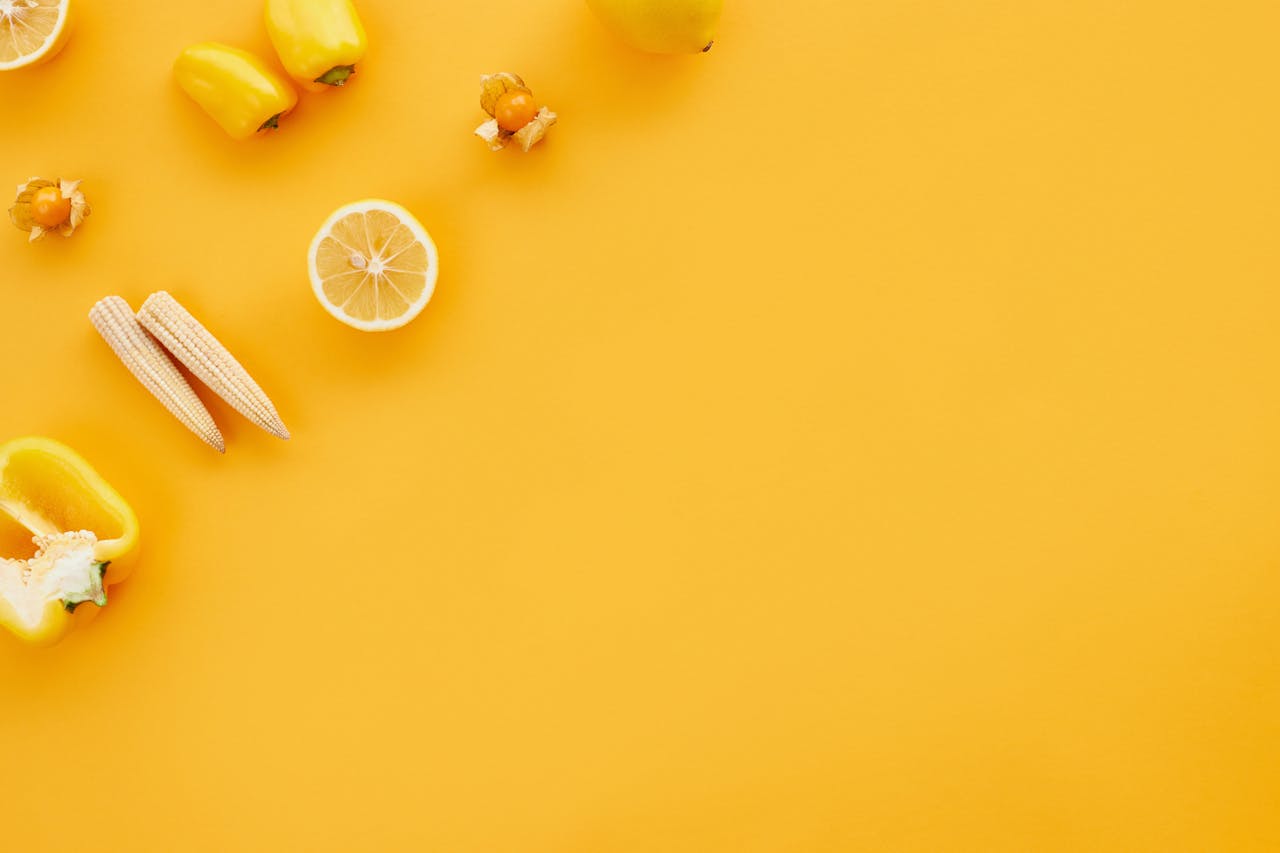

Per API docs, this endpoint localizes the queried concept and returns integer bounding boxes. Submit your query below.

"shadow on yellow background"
[1,0,1278,849]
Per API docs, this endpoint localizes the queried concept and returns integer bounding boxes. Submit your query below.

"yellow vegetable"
[90,296,225,452]
[174,42,299,140]
[0,437,139,646]
[137,292,291,441]
[265,0,368,93]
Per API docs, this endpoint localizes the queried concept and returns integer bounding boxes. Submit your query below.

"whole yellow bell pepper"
[265,0,368,92]
[0,437,140,646]
[174,42,299,140]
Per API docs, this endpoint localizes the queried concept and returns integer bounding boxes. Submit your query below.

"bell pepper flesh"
[265,0,368,93]
[174,42,299,140]
[0,437,139,646]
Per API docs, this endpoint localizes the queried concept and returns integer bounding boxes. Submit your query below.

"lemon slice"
[0,0,71,71]
[308,200,439,332]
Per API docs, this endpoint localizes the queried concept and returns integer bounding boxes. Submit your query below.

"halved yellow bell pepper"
[174,42,299,140]
[0,437,139,646]
[265,0,368,92]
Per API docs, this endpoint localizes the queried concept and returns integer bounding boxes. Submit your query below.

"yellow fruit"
[0,436,140,646]
[0,0,71,71]
[585,0,722,54]
[309,200,439,332]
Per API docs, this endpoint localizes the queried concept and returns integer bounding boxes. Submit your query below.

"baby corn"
[137,292,289,440]
[89,296,226,453]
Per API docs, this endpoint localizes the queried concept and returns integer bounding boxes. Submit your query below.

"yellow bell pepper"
[265,0,368,92]
[174,43,299,140]
[0,437,140,646]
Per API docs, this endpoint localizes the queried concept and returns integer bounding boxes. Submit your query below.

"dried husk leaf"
[9,177,90,242]
[474,118,512,151]
[62,180,90,237]
[479,72,528,116]
[8,178,54,232]
[513,107,558,153]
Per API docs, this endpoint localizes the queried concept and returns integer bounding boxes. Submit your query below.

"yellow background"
[2,0,1279,849]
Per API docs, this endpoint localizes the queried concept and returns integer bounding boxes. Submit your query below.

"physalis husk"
[9,177,91,242]
[475,73,557,153]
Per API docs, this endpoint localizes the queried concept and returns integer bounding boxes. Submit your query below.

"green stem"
[315,65,356,87]
[63,562,109,612]
[258,113,283,132]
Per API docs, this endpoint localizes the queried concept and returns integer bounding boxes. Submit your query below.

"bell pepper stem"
[62,562,109,613]
[258,113,283,132]
[315,65,356,87]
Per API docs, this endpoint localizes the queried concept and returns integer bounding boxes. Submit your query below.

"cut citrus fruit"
[309,199,438,332]
[0,0,71,71]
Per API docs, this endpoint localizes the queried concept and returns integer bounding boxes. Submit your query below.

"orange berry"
[494,90,538,133]
[30,186,72,229]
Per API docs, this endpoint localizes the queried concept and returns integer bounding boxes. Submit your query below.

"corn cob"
[89,296,226,453]
[137,292,290,440]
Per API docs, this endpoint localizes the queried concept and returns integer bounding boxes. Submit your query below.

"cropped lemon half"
[308,200,439,332]
[0,0,71,71]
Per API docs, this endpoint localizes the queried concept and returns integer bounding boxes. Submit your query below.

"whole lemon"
[585,0,724,54]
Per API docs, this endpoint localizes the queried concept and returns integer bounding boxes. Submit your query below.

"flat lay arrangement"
[1,0,721,642]
[3,2,1277,851]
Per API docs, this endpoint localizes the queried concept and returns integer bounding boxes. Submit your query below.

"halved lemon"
[0,0,71,71]
[309,199,439,332]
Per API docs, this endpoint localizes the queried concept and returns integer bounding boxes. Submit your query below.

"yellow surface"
[1,0,1278,849]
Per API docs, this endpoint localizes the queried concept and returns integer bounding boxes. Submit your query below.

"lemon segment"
[0,0,71,71]
[308,200,438,332]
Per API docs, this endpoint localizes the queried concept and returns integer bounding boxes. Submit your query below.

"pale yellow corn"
[137,292,289,440]
[89,296,226,453]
